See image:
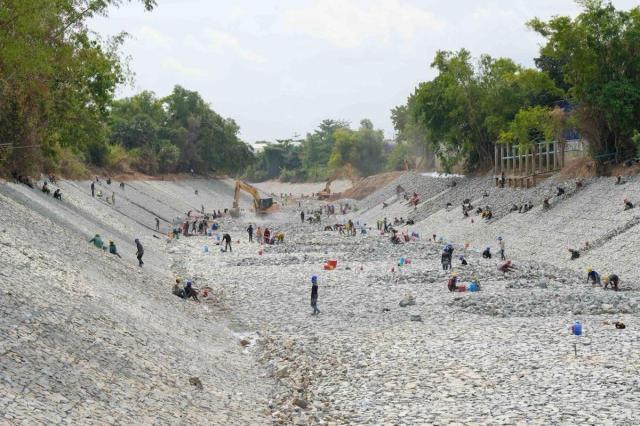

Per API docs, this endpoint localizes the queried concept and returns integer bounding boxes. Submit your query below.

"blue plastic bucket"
[572,322,582,336]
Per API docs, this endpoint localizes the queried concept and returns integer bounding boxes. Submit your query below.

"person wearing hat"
[134,238,144,266]
[184,279,199,301]
[310,276,320,315]
[603,274,620,291]
[441,244,453,270]
[88,234,104,250]
[497,236,506,260]
[108,240,122,258]
[173,278,186,298]
[447,272,458,292]
[586,267,600,285]
[623,198,634,211]
[482,246,492,259]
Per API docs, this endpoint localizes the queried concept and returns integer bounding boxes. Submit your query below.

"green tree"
[328,119,386,176]
[498,106,555,148]
[391,105,435,169]
[0,0,155,174]
[162,86,253,174]
[406,49,563,171]
[528,0,640,162]
[301,119,350,179]
[386,142,412,171]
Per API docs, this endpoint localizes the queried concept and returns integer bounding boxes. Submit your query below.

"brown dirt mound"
[334,171,405,200]
[559,158,597,178]
[559,157,640,179]
[611,162,640,178]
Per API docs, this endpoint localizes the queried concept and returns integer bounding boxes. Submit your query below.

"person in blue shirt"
[586,267,600,285]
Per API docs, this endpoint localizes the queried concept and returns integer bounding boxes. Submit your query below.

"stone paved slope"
[0,181,271,425]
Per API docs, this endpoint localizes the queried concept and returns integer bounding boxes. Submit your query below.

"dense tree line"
[108,87,253,175]
[529,0,640,164]
[394,0,640,172]
[2,1,638,180]
[0,0,252,177]
[245,119,391,182]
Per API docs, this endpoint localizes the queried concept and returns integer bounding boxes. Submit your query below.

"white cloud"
[137,26,173,48]
[160,58,206,77]
[284,0,446,48]
[204,29,267,64]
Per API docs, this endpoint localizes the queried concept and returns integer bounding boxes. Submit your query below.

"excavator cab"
[230,180,277,217]
[258,198,274,211]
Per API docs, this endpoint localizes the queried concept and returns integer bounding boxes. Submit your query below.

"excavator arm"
[231,180,276,217]
[317,164,355,200]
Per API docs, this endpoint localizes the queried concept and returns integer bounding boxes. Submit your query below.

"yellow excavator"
[317,163,355,200]
[230,180,277,217]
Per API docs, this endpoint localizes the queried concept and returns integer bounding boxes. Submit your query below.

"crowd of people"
[12,171,63,201]
[9,170,632,308]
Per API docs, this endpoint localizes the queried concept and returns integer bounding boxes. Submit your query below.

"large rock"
[292,397,309,409]
[399,295,416,307]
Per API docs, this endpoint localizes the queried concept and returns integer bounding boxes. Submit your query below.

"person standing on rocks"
[498,236,506,260]
[247,224,254,242]
[310,276,320,315]
[256,226,263,244]
[222,233,232,252]
[441,244,454,270]
[91,181,95,197]
[155,217,160,231]
[135,238,144,266]
[300,211,305,223]
[348,219,356,236]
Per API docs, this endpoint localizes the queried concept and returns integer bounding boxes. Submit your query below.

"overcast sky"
[90,0,636,144]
